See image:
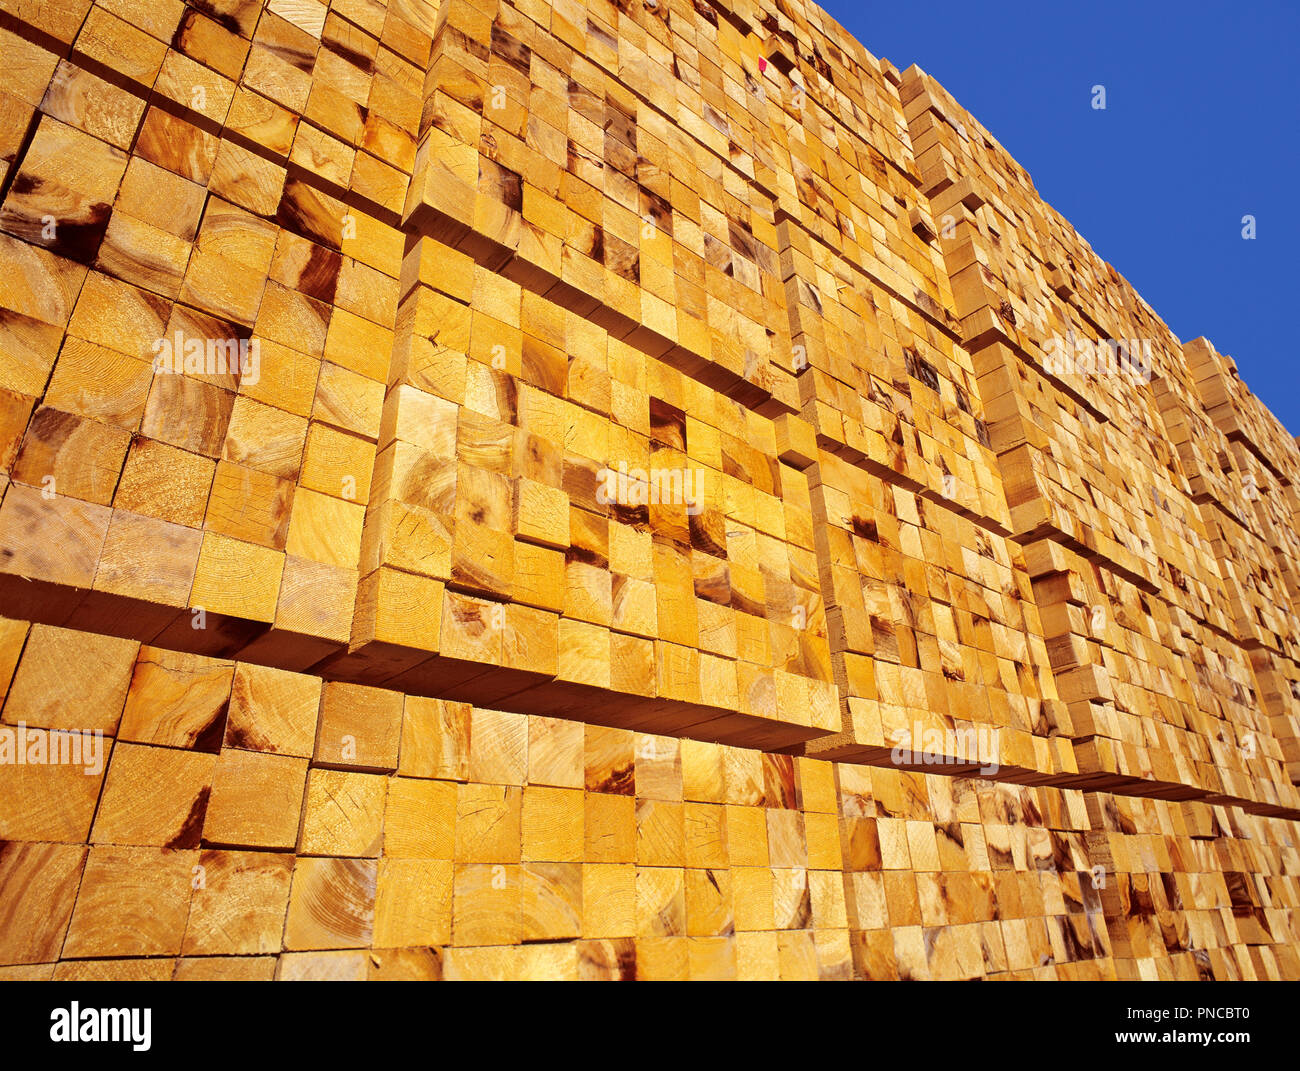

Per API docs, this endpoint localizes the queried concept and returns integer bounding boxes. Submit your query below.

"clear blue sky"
[822,0,1299,437]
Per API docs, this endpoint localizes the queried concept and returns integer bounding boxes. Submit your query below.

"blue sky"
[822,0,1299,436]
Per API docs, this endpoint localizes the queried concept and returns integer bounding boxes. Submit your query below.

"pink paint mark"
[759,57,768,73]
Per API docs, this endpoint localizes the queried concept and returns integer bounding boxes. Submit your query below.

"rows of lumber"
[0,614,1296,980]
[408,0,802,409]
[779,221,1009,532]
[0,0,1290,795]
[1155,339,1300,785]
[897,62,1300,812]
[0,0,1062,755]
[1024,538,1297,813]
[706,0,1010,535]
[802,446,1074,783]
[0,0,842,745]
[0,0,432,215]
[650,0,1045,793]
[672,3,1300,816]
[0,0,432,670]
[1177,338,1300,656]
[332,226,839,746]
[0,0,1296,984]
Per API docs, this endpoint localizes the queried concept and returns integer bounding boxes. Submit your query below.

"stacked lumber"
[1184,337,1300,480]
[779,224,1006,532]
[899,68,1219,574]
[1250,649,1300,786]
[0,615,859,980]
[3,614,1298,981]
[0,0,1297,981]
[803,446,1075,783]
[0,0,434,670]
[1156,337,1300,788]
[843,773,1300,981]
[1088,792,1300,981]
[747,14,956,327]
[897,63,1300,813]
[406,0,800,411]
[1181,338,1300,657]
[709,0,1003,532]
[1025,538,1299,813]
[684,0,1052,790]
[336,225,838,747]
